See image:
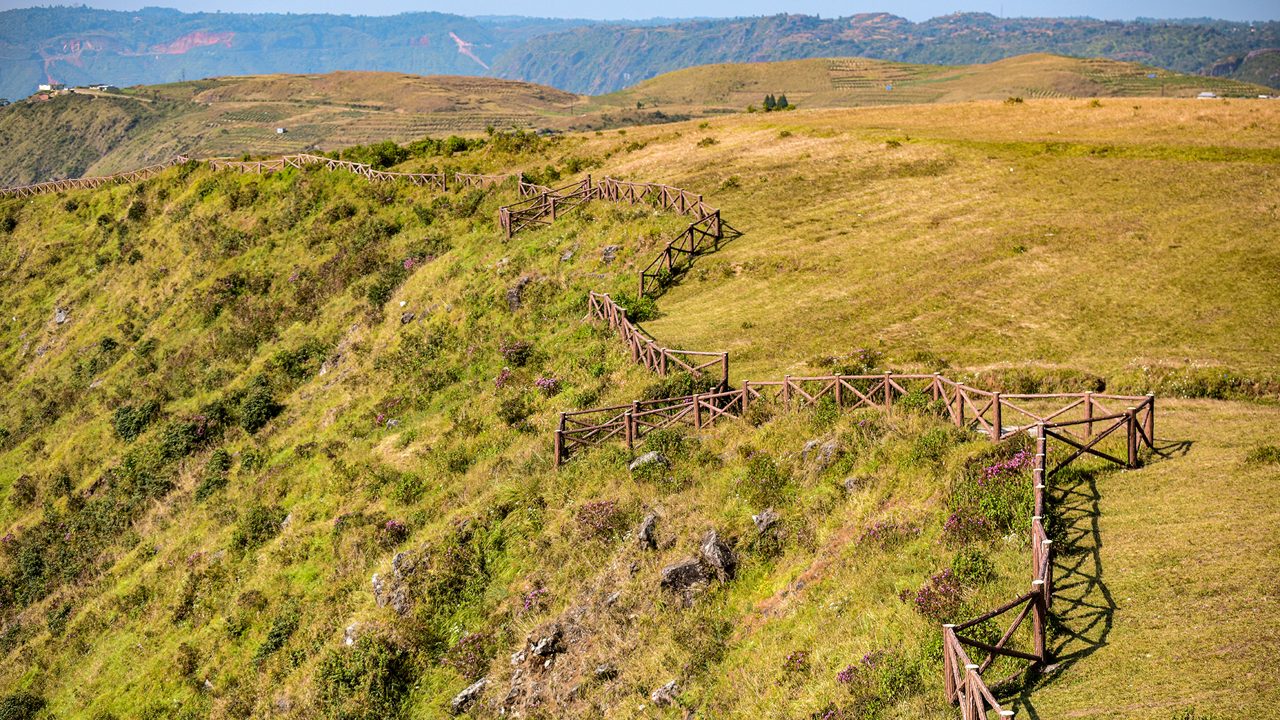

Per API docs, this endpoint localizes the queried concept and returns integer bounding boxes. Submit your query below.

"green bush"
[737,453,791,509]
[640,371,720,402]
[254,603,300,663]
[232,505,286,550]
[194,448,232,501]
[0,693,46,720]
[1245,444,1280,465]
[950,548,995,585]
[905,427,959,467]
[315,634,414,720]
[612,292,659,323]
[112,400,159,442]
[497,395,532,427]
[239,380,282,434]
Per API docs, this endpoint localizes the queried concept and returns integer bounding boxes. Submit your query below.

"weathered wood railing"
[207,153,448,190]
[635,211,724,298]
[0,156,191,198]
[558,370,1156,716]
[454,171,514,189]
[498,177,594,238]
[588,291,729,387]
[595,176,717,219]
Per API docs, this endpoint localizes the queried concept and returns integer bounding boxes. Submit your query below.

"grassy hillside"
[597,54,1274,117]
[1,98,1278,719]
[2,56,1270,186]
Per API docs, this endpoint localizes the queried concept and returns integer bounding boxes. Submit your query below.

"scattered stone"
[594,663,618,681]
[699,530,736,581]
[400,311,415,324]
[604,591,621,606]
[451,678,487,715]
[637,513,658,550]
[343,623,359,646]
[650,680,679,706]
[510,649,527,666]
[629,451,669,473]
[530,626,563,657]
[601,245,620,264]
[506,276,532,311]
[801,438,841,469]
[560,249,575,262]
[752,508,780,536]
[843,476,871,493]
[660,558,712,592]
[53,307,69,324]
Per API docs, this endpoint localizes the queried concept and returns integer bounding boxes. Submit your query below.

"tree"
[764,94,776,111]
[777,93,789,109]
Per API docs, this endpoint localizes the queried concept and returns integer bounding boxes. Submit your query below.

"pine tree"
[777,93,789,109]
[764,94,776,111]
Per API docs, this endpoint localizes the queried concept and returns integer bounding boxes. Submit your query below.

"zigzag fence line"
[551,178,1159,717]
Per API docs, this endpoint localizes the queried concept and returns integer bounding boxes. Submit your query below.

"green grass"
[0,98,1277,719]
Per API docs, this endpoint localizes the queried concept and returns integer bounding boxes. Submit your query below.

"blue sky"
[2,0,1277,21]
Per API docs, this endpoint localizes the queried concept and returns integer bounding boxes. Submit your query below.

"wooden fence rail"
[0,156,191,198]
[587,291,729,388]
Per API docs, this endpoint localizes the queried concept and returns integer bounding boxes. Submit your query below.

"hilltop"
[3,54,1273,186]
[0,98,1277,719]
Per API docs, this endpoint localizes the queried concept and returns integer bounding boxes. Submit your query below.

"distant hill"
[1,56,1273,186]
[0,7,1278,103]
[493,13,1280,94]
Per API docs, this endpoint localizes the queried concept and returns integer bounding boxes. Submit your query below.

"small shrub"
[112,400,159,442]
[697,137,718,147]
[232,505,287,550]
[1004,96,1024,105]
[442,631,494,680]
[254,603,300,663]
[576,500,626,539]
[906,427,958,467]
[899,569,965,622]
[126,200,147,222]
[498,339,533,367]
[951,548,995,585]
[315,634,413,720]
[9,474,37,508]
[376,519,410,549]
[612,292,658,323]
[0,693,46,720]
[497,395,532,427]
[642,428,689,458]
[176,641,199,678]
[194,448,232,501]
[640,371,720,402]
[810,349,882,376]
[534,376,561,396]
[737,453,791,509]
[782,649,810,674]
[941,508,994,547]
[239,380,282,434]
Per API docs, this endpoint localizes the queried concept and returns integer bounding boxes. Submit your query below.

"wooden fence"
[453,171,515,189]
[0,156,190,198]
[498,177,593,237]
[556,371,1156,716]
[588,291,729,387]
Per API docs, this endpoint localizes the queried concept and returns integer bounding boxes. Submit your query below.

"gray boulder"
[752,508,780,536]
[450,678,486,715]
[650,680,679,706]
[637,512,658,550]
[699,530,736,581]
[660,558,712,592]
[629,451,669,473]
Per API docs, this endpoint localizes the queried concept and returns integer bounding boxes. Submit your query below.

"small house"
[1196,92,1218,100]
[275,127,287,135]
[38,83,65,92]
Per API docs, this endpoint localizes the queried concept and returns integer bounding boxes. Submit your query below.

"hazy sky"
[2,0,1277,21]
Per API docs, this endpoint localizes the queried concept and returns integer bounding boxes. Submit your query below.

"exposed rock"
[651,680,679,706]
[530,626,563,657]
[510,649,527,666]
[604,591,621,606]
[560,249,575,262]
[506,276,532,311]
[371,573,385,606]
[752,508,780,536]
[53,307,69,324]
[343,623,359,646]
[400,311,415,324]
[699,530,736,581]
[451,678,487,715]
[601,245,620,263]
[660,558,712,592]
[629,451,669,473]
[843,476,871,493]
[637,512,658,550]
[802,438,841,469]
[594,663,618,681]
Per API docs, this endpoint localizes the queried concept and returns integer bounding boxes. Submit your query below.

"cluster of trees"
[763,93,792,111]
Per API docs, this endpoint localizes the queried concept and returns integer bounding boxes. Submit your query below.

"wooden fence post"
[1085,391,1094,439]
[1145,394,1156,447]
[1126,407,1138,468]
[1034,424,1047,517]
[942,625,957,704]
[693,394,702,430]
[956,384,966,427]
[720,353,730,389]
[835,375,844,407]
[991,392,1003,442]
[783,375,792,406]
[625,411,634,452]
[884,371,894,409]
[1032,578,1048,663]
[554,413,566,468]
